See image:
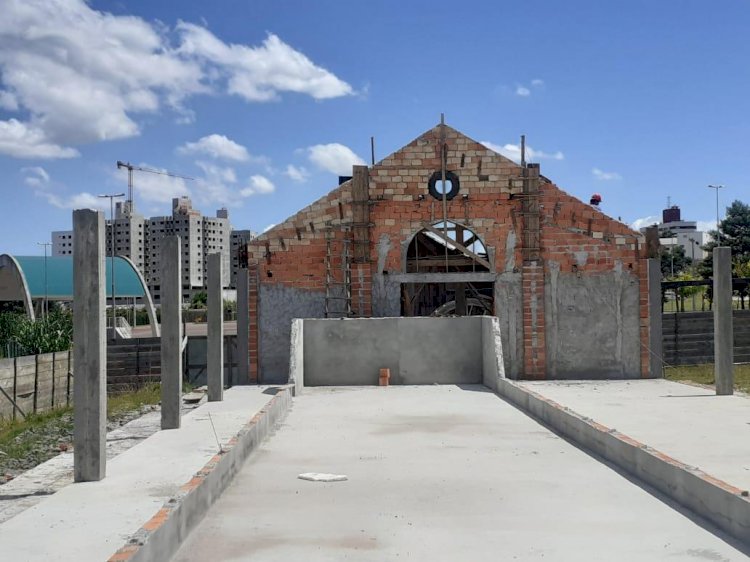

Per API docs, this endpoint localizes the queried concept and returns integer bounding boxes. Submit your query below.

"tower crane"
[116,161,194,216]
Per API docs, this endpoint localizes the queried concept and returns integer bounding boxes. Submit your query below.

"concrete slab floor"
[519,379,750,492]
[173,386,747,561]
[0,400,203,524]
[0,386,274,562]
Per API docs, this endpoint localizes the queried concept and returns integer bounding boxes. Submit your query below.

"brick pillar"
[521,163,546,379]
[522,262,546,379]
[247,262,260,383]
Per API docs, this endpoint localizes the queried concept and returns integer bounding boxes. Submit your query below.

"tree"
[660,245,692,279]
[700,200,750,278]
[190,291,207,309]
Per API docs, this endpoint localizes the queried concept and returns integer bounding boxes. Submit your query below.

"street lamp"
[707,184,725,242]
[98,193,125,340]
[37,242,51,320]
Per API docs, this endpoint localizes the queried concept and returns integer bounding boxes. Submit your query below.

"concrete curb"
[496,378,750,547]
[108,386,294,562]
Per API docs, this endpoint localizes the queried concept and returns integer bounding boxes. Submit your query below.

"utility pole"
[37,242,51,320]
[98,193,125,340]
[707,184,725,242]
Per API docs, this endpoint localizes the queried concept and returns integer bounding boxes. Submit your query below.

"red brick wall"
[242,124,648,381]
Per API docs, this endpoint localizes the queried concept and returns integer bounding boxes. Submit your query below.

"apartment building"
[52,197,237,303]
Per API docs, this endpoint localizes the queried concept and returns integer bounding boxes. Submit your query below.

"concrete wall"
[301,317,490,386]
[258,284,324,384]
[545,264,641,379]
[288,319,303,395]
[481,316,505,392]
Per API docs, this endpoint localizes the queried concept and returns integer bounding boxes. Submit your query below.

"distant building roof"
[0,254,146,302]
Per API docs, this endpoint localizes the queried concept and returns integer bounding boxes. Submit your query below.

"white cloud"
[43,192,110,211]
[178,134,250,161]
[514,80,543,97]
[0,1,352,158]
[177,25,354,102]
[592,168,622,181]
[307,143,366,176]
[192,161,237,206]
[21,166,50,188]
[630,216,660,230]
[284,164,309,182]
[20,165,107,210]
[0,0,205,157]
[481,140,564,163]
[0,119,79,159]
[240,175,275,197]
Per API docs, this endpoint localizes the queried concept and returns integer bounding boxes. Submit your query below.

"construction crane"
[116,161,194,216]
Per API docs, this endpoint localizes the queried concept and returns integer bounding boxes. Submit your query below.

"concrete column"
[73,209,107,482]
[160,236,182,429]
[207,252,224,401]
[647,258,663,378]
[236,267,250,385]
[713,247,734,395]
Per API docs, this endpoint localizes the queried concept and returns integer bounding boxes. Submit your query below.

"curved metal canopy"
[0,254,159,336]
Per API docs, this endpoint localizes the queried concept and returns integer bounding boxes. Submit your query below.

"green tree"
[190,291,207,309]
[700,200,750,278]
[660,245,692,279]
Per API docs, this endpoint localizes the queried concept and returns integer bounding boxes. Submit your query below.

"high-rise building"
[51,197,240,303]
[52,231,74,255]
[639,204,708,260]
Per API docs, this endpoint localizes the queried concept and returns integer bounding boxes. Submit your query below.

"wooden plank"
[421,223,492,270]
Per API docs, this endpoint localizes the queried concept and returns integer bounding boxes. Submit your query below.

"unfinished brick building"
[239,122,655,383]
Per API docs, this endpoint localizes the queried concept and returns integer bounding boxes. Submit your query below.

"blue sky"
[1,0,748,254]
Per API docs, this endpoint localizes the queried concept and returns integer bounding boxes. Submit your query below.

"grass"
[107,382,162,420]
[664,363,750,393]
[0,407,73,467]
[1,382,168,477]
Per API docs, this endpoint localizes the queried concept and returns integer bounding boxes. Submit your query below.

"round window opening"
[428,170,460,201]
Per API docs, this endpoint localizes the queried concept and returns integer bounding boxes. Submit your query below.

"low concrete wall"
[288,319,303,396]
[297,316,502,387]
[495,378,750,549]
[111,386,294,562]
[481,317,505,392]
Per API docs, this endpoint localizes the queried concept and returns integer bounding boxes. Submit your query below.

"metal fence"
[661,278,750,313]
[662,310,750,365]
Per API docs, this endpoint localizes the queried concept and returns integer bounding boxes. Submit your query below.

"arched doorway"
[402,222,493,316]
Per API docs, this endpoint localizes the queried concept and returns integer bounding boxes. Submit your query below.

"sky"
[1,0,749,255]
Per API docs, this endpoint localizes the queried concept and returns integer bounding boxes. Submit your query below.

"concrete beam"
[72,209,107,482]
[207,252,224,401]
[713,247,734,395]
[160,236,182,429]
[387,272,497,284]
[647,258,663,378]
[236,267,250,385]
